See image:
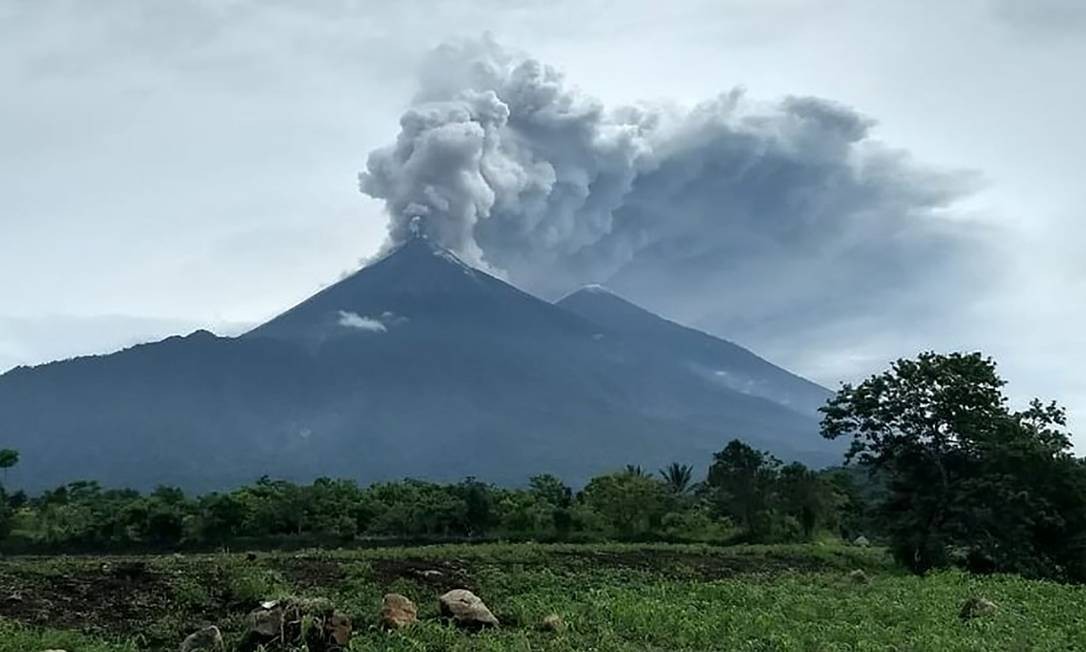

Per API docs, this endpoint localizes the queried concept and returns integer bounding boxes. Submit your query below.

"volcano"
[0,237,838,491]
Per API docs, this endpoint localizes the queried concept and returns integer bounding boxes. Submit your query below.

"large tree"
[582,469,669,537]
[706,440,781,540]
[821,351,1086,579]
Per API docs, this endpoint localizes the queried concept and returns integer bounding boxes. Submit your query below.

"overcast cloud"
[2,0,1084,438]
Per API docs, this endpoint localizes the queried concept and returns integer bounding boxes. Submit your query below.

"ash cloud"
[360,36,984,340]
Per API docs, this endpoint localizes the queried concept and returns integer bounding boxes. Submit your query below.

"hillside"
[0,237,838,491]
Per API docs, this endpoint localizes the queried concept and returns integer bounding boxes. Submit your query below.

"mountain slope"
[557,285,832,414]
[0,238,840,492]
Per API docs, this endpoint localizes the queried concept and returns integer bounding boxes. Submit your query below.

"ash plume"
[360,36,981,329]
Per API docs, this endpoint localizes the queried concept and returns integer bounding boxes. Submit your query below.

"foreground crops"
[1,543,1084,651]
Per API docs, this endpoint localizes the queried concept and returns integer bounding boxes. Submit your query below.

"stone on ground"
[180,625,225,652]
[379,593,418,629]
[848,569,870,584]
[439,589,500,628]
[960,596,997,621]
[322,609,352,648]
[540,613,565,632]
[248,603,285,637]
[852,535,870,547]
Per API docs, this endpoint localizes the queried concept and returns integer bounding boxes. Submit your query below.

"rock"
[539,613,565,632]
[848,569,870,584]
[325,610,352,647]
[246,552,258,562]
[960,596,997,621]
[379,593,418,630]
[180,625,225,652]
[239,598,350,651]
[852,535,870,547]
[248,604,284,637]
[420,569,444,578]
[439,589,499,628]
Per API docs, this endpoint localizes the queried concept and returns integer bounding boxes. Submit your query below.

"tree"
[777,463,835,540]
[821,351,1086,579]
[582,471,669,538]
[659,463,694,495]
[457,477,495,537]
[529,474,572,508]
[528,474,574,538]
[706,440,781,540]
[0,449,17,486]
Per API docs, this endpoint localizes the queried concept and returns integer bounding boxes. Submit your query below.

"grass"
[1,543,1084,651]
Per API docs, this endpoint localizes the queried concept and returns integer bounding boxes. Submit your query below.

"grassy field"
[1,543,1084,651]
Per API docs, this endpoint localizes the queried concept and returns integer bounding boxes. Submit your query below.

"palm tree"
[624,464,648,477]
[659,463,694,494]
[0,449,17,486]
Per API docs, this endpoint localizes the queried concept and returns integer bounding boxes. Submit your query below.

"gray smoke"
[360,36,982,336]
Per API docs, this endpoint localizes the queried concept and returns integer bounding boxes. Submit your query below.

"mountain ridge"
[0,237,840,492]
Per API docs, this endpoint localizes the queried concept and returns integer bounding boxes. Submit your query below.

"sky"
[2,0,1085,436]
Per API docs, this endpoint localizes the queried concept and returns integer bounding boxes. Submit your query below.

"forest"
[2,351,1085,584]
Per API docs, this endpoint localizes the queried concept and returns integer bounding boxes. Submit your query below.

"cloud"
[359,35,988,348]
[337,311,387,333]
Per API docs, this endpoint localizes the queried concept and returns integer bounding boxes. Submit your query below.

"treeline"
[3,350,1084,584]
[0,443,874,552]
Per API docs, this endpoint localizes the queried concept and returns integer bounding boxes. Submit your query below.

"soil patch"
[270,556,346,591]
[370,558,477,593]
[0,559,176,636]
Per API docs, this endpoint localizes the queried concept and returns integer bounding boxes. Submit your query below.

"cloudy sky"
[2,0,1084,435]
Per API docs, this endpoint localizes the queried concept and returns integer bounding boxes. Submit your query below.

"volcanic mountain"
[0,237,838,492]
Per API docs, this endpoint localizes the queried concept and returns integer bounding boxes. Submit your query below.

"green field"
[1,543,1084,651]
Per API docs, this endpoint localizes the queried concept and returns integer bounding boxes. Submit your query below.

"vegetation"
[2,543,1085,651]
[0,452,851,553]
[822,351,1086,581]
[2,349,1086,649]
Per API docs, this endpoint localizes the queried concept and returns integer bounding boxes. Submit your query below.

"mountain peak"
[559,283,658,320]
[244,233,592,344]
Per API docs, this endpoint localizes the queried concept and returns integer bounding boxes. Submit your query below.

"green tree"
[457,477,495,537]
[0,449,17,540]
[528,474,574,538]
[706,440,781,541]
[529,474,572,508]
[821,351,1086,579]
[0,449,18,486]
[582,470,669,538]
[777,463,836,540]
[659,463,695,495]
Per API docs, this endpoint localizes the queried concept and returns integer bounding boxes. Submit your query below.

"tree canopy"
[821,351,1086,580]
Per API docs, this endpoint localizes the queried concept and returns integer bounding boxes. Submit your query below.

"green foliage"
[582,469,670,537]
[705,440,842,543]
[0,448,17,471]
[0,440,863,551]
[707,440,782,539]
[0,448,16,540]
[658,462,695,494]
[3,543,1086,651]
[822,350,1086,580]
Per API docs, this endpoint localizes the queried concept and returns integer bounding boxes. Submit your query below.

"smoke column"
[360,36,979,331]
